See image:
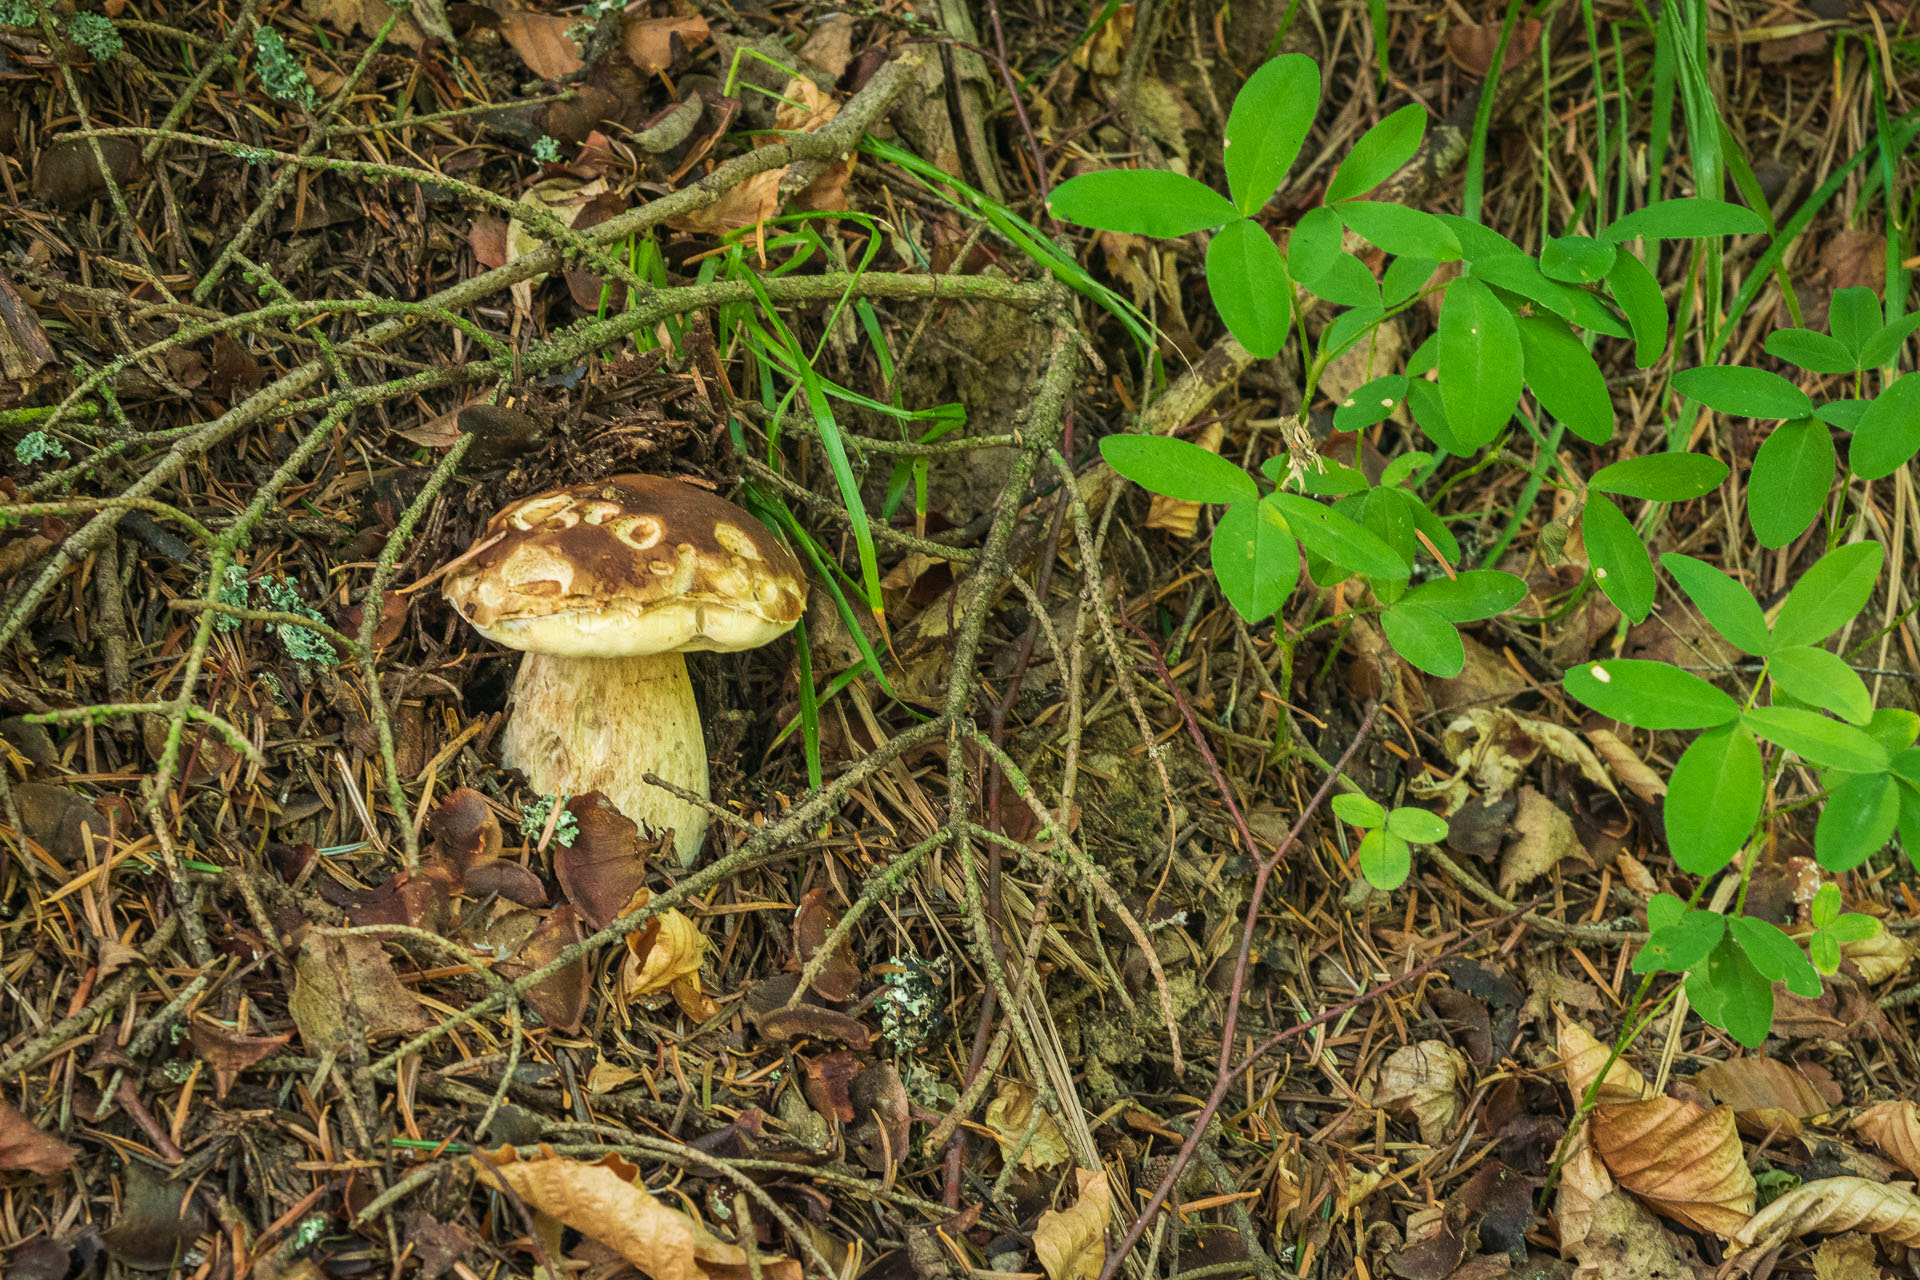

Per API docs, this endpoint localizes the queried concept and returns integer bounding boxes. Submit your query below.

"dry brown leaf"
[1586,728,1666,804]
[668,78,847,234]
[1556,1015,1653,1105]
[1822,228,1885,295]
[505,905,589,1033]
[1441,708,1614,801]
[622,908,706,998]
[1070,3,1133,76]
[1445,18,1541,77]
[1839,927,1911,984]
[1554,1121,1614,1257]
[1694,1058,1829,1138]
[0,1100,76,1175]
[1729,1177,1920,1257]
[623,14,708,72]
[189,1018,294,1102]
[1564,1187,1704,1279]
[474,1148,799,1280]
[792,888,860,1003]
[498,8,584,79]
[1372,1040,1470,1145]
[1143,421,1223,538]
[289,933,433,1051]
[505,176,610,313]
[554,793,650,930]
[1033,1169,1110,1280]
[1807,1233,1880,1280]
[983,1081,1071,1171]
[300,0,426,47]
[1500,786,1585,894]
[1590,1097,1754,1237]
[1851,1101,1920,1180]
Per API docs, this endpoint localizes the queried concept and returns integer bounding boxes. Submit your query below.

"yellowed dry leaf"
[1553,1120,1614,1257]
[1372,1040,1469,1145]
[621,907,707,998]
[1556,1015,1652,1105]
[1694,1058,1830,1138]
[474,1149,798,1280]
[1852,1101,1920,1180]
[1808,1233,1880,1280]
[1585,728,1666,804]
[1143,421,1223,538]
[1032,1168,1110,1280]
[505,176,610,314]
[669,78,847,235]
[983,1081,1071,1171]
[1590,1096,1755,1237]
[1500,785,1584,894]
[1730,1177,1920,1256]
[1840,927,1911,984]
[498,9,585,79]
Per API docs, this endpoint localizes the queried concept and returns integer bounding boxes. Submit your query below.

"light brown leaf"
[1033,1169,1110,1280]
[623,14,708,73]
[1562,1186,1704,1279]
[474,1149,797,1280]
[1556,1015,1653,1105]
[1839,927,1910,984]
[505,176,610,314]
[498,8,584,79]
[983,1081,1071,1171]
[0,1100,75,1176]
[1590,1097,1754,1237]
[1586,728,1666,804]
[1445,17,1541,77]
[621,908,707,999]
[1694,1058,1830,1138]
[1807,1233,1880,1280]
[1372,1040,1470,1145]
[1500,786,1584,893]
[1852,1101,1920,1180]
[1554,1121,1613,1257]
[1442,708,1614,802]
[1730,1177,1920,1256]
[189,1018,294,1102]
[289,933,433,1050]
[667,78,845,234]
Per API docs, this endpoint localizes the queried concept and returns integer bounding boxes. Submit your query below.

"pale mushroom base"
[498,650,709,864]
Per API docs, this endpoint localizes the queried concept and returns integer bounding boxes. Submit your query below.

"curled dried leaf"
[1500,786,1586,894]
[0,1100,76,1176]
[621,908,706,999]
[1852,1101,1920,1181]
[983,1081,1072,1171]
[1556,1014,1653,1105]
[503,905,588,1034]
[1590,1097,1755,1237]
[1729,1176,1920,1257]
[1553,1121,1614,1257]
[1373,1040,1471,1145]
[1033,1169,1111,1280]
[555,793,648,930]
[1840,929,1912,984]
[1694,1058,1830,1138]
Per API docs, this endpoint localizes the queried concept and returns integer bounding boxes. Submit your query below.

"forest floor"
[3,0,1920,1279]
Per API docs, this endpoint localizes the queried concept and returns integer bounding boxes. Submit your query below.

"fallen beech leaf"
[1445,17,1541,76]
[1033,1169,1110,1280]
[623,13,707,72]
[189,1018,294,1101]
[474,1148,799,1280]
[1839,928,1911,984]
[1563,1184,1702,1279]
[800,1050,860,1123]
[668,77,850,234]
[1372,1040,1470,1145]
[621,908,706,998]
[1729,1177,1920,1256]
[289,933,433,1050]
[1587,728,1666,804]
[498,8,584,79]
[0,1100,76,1175]
[1806,1233,1879,1280]
[1590,1096,1754,1237]
[983,1080,1072,1171]
[1499,786,1584,894]
[1694,1058,1829,1138]
[300,0,426,46]
[554,793,649,930]
[1442,708,1614,802]
[469,215,509,268]
[1852,1101,1920,1180]
[1553,1121,1614,1256]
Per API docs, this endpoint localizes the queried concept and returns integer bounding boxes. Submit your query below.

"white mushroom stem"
[498,650,709,865]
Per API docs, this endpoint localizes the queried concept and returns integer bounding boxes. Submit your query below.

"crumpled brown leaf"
[621,906,708,1008]
[497,8,585,79]
[1033,1168,1110,1280]
[501,905,588,1034]
[1440,708,1615,802]
[1557,1015,1653,1105]
[1553,1121,1613,1257]
[792,888,859,1003]
[1839,927,1911,984]
[473,1148,800,1280]
[189,1017,294,1101]
[554,794,650,930]
[624,14,708,72]
[1500,786,1586,894]
[505,176,611,314]
[0,1100,76,1175]
[983,1081,1071,1171]
[1586,728,1666,804]
[1590,1096,1754,1237]
[1728,1177,1920,1262]
[1694,1058,1830,1139]
[1373,1041,1470,1145]
[668,78,853,234]
[288,933,433,1050]
[1851,1101,1920,1180]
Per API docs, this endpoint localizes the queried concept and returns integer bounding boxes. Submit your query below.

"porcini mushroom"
[442,475,808,864]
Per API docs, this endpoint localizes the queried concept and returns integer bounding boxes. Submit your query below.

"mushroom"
[442,475,808,865]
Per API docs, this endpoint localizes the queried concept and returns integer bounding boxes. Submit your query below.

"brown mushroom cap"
[443,475,807,658]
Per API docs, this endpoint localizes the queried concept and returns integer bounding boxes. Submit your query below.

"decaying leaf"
[1839,928,1911,984]
[1852,1101,1920,1180]
[288,933,433,1051]
[1553,1121,1613,1257]
[504,176,611,313]
[1143,421,1223,538]
[1556,1016,1653,1105]
[497,7,585,79]
[189,1017,294,1101]
[1441,708,1615,802]
[1694,1057,1830,1138]
[101,1161,207,1271]
[1807,1233,1880,1280]
[1729,1177,1920,1260]
[1590,1096,1755,1237]
[1562,1181,1704,1279]
[0,1100,76,1175]
[1372,1040,1470,1145]
[983,1081,1072,1171]
[1586,728,1666,804]
[622,908,707,1000]
[1499,786,1585,894]
[793,888,860,1003]
[1032,1169,1111,1280]
[624,14,708,72]
[667,78,852,233]
[502,905,589,1033]
[554,793,650,930]
[474,1148,800,1280]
